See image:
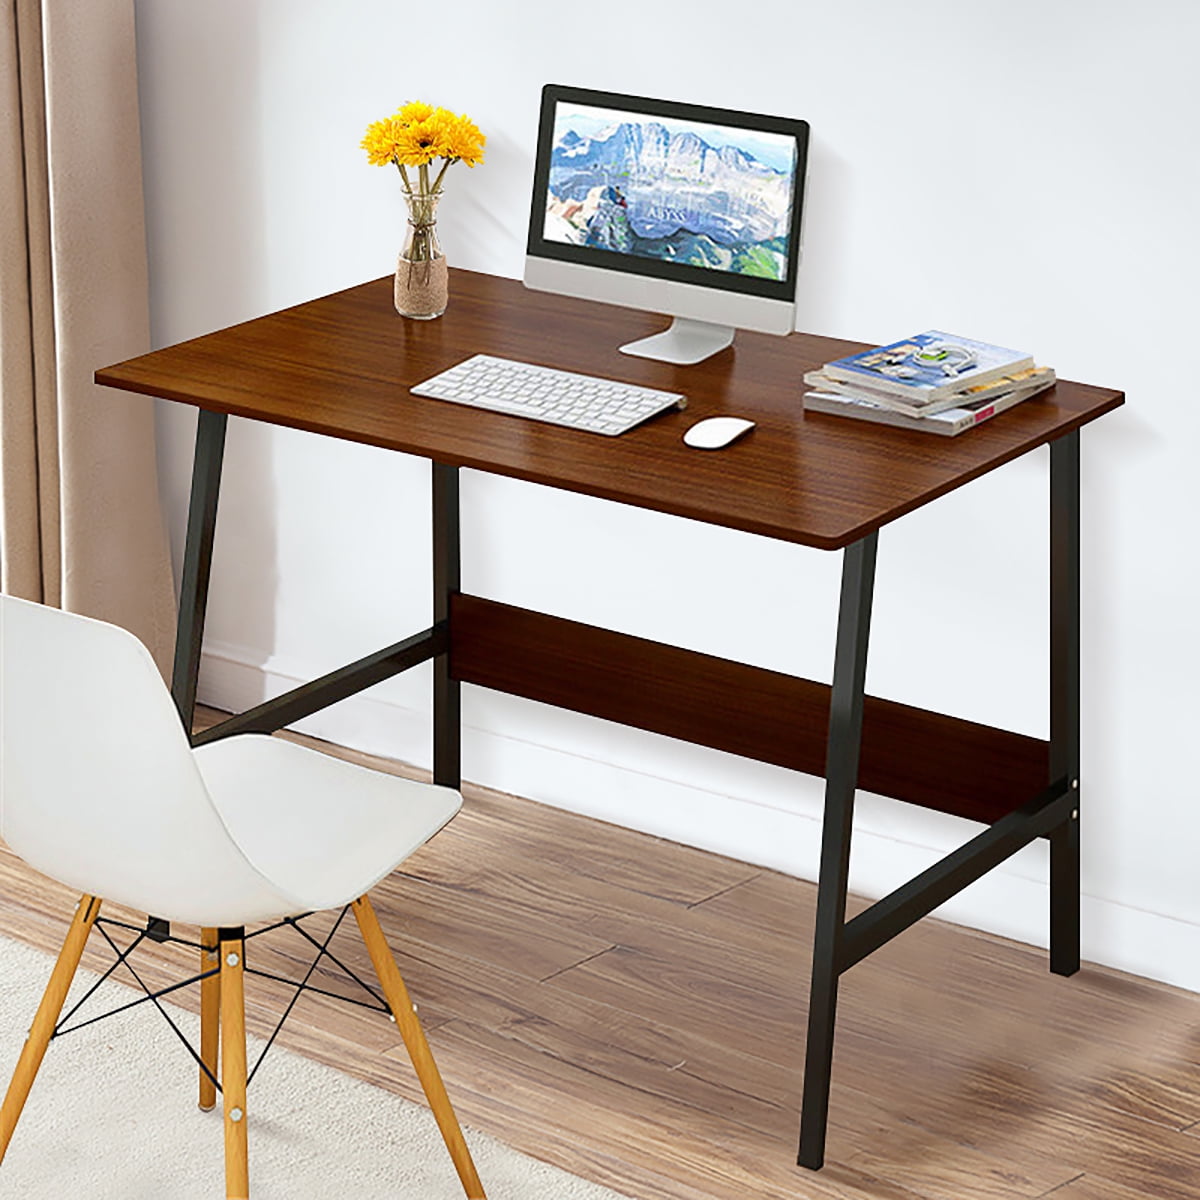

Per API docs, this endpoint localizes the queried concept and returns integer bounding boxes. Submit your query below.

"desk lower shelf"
[450,594,1049,827]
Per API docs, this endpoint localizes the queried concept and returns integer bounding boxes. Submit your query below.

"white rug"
[0,935,635,1199]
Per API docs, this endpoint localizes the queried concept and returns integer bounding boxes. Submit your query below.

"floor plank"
[1040,1173,1174,1200]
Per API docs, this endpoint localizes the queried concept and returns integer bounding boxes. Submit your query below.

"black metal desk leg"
[1049,431,1081,977]
[798,530,878,1170]
[170,410,228,736]
[433,463,461,788]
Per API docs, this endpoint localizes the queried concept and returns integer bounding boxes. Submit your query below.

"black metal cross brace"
[51,911,388,1097]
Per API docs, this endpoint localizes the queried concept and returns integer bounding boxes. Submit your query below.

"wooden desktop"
[97,267,1124,1170]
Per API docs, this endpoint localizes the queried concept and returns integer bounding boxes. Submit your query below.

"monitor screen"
[528,86,809,302]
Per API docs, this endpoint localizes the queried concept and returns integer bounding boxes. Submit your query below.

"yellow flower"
[393,115,448,167]
[395,100,435,125]
[360,116,407,166]
[438,112,486,167]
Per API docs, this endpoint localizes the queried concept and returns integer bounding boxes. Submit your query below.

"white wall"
[134,1,1200,991]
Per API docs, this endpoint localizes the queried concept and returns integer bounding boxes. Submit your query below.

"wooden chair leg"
[219,929,249,1200]
[352,894,486,1199]
[200,927,221,1112]
[0,895,101,1161]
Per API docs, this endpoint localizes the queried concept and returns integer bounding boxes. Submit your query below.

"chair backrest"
[0,596,297,924]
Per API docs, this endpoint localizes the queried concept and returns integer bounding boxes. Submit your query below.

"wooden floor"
[2,714,1199,1200]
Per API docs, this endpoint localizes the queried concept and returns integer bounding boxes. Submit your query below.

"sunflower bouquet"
[362,101,486,317]
[362,100,485,191]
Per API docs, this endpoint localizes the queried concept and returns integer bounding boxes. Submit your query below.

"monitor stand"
[619,317,735,365]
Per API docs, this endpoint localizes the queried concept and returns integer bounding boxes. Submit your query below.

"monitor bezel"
[527,85,810,303]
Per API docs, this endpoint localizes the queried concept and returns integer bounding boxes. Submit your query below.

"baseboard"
[198,643,1200,995]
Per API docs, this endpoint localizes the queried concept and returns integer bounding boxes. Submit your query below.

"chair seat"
[192,735,461,917]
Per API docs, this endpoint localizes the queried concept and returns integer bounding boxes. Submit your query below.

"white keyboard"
[411,354,687,436]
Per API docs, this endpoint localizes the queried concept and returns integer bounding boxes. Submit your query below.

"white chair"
[0,595,486,1199]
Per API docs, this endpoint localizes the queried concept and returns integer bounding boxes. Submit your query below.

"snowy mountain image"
[544,112,795,280]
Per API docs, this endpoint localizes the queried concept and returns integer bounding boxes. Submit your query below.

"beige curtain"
[0,0,174,672]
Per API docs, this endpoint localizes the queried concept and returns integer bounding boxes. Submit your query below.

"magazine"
[821,332,1034,403]
[803,365,1056,419]
[803,380,1050,436]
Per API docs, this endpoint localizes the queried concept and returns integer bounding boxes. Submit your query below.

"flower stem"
[431,158,453,194]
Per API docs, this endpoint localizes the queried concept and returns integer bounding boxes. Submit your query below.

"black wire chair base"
[51,908,390,1097]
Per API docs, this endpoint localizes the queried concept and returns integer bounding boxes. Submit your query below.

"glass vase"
[394,189,447,319]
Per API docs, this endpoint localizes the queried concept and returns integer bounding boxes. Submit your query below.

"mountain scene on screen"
[544,119,793,279]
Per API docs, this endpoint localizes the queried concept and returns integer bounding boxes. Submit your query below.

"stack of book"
[803,331,1055,436]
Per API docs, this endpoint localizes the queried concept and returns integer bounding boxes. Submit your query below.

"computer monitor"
[524,85,809,365]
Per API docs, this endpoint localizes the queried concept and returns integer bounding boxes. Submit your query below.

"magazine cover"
[824,332,1033,400]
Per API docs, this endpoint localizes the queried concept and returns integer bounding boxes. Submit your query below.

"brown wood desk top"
[97,269,1123,550]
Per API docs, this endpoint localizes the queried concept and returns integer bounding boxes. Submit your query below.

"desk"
[97,268,1123,1170]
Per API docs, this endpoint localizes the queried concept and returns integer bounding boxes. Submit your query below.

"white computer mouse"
[682,416,756,450]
